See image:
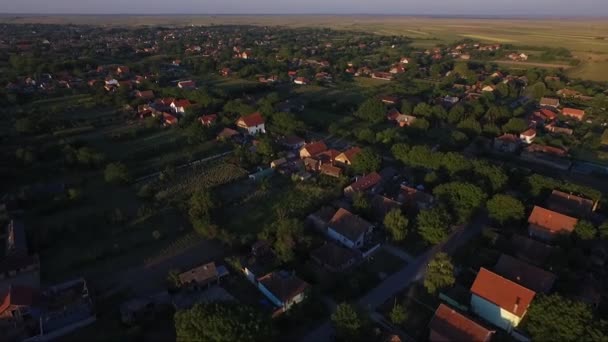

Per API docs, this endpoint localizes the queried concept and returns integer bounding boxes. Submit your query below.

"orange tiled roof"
[471,268,535,317]
[429,304,493,342]
[527,205,578,234]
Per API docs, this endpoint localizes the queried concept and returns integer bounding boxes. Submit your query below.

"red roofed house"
[539,97,560,109]
[344,172,382,197]
[177,80,196,89]
[163,113,178,126]
[299,141,328,159]
[429,304,494,342]
[236,112,266,135]
[171,99,192,114]
[256,271,308,315]
[527,205,578,242]
[335,147,362,166]
[470,268,535,332]
[562,108,585,121]
[519,129,536,144]
[327,208,374,249]
[199,114,218,127]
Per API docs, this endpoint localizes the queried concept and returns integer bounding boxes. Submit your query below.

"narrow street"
[301,213,487,342]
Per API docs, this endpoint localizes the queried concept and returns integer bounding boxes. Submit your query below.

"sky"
[1,0,607,17]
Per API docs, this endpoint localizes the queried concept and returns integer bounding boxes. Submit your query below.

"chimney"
[514,296,521,313]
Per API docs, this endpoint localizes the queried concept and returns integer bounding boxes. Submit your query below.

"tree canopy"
[384,208,409,241]
[354,99,386,124]
[433,182,487,224]
[524,294,597,342]
[486,194,525,225]
[424,252,455,294]
[417,207,451,245]
[352,148,381,174]
[331,303,361,339]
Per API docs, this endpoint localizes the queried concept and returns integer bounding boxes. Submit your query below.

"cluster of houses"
[428,189,602,341]
[0,220,96,341]
[493,96,589,170]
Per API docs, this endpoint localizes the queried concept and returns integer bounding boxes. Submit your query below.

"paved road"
[301,213,487,342]
[383,244,415,263]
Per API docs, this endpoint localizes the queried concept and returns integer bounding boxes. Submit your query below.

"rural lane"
[301,213,487,342]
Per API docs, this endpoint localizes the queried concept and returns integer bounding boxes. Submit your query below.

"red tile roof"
[172,99,192,108]
[238,112,265,127]
[527,205,578,235]
[346,172,382,193]
[429,304,494,342]
[328,208,373,242]
[337,147,362,163]
[300,141,328,157]
[562,107,585,120]
[199,114,218,125]
[471,268,535,317]
[525,144,567,157]
[520,129,536,137]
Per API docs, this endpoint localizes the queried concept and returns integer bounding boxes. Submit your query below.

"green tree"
[456,118,482,136]
[502,118,528,134]
[574,220,596,240]
[486,194,525,225]
[389,303,407,325]
[417,207,451,245]
[352,191,371,217]
[413,103,433,117]
[189,190,215,222]
[331,303,361,339]
[272,217,305,263]
[354,99,385,124]
[384,208,409,241]
[433,182,487,224]
[525,294,593,342]
[352,148,381,174]
[104,162,131,184]
[424,252,455,294]
[175,302,273,342]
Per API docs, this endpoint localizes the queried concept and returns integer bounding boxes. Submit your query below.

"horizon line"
[1,13,608,19]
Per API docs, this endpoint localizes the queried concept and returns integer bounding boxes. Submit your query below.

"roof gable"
[328,208,373,242]
[238,112,265,127]
[429,304,493,342]
[471,268,535,317]
[527,205,578,234]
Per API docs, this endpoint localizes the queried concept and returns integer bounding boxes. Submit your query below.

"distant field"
[2,15,608,80]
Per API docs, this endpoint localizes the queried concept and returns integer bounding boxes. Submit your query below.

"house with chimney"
[561,107,585,121]
[470,268,535,332]
[429,304,494,342]
[527,206,578,242]
[344,172,382,197]
[334,147,361,166]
